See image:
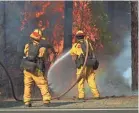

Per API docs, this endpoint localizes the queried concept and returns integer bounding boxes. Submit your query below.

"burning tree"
[20,1,102,54]
[72,1,103,50]
[73,2,99,40]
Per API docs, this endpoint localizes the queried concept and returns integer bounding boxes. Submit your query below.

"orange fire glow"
[20,1,102,59]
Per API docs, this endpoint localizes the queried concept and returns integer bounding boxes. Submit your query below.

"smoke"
[47,34,133,98]
[96,34,132,97]
[113,34,132,88]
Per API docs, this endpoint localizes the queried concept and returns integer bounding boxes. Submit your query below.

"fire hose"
[0,40,89,102]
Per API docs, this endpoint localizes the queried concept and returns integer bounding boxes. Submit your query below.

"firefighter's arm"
[69,43,77,56]
[37,47,47,72]
[24,44,29,56]
[38,47,46,59]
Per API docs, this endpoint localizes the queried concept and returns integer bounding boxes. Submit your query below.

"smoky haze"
[47,36,132,97]
[0,1,134,99]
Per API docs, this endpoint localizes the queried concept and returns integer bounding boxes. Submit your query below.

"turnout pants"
[23,70,51,104]
[76,66,100,99]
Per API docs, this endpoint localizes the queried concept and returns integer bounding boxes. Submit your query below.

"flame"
[72,1,99,41]
[20,1,102,56]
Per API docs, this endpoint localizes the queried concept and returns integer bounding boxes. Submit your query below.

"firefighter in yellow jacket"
[69,30,100,100]
[23,27,51,107]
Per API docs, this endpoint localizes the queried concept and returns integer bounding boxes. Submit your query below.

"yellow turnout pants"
[76,66,100,98]
[23,70,51,104]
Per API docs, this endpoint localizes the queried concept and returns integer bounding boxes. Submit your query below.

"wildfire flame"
[20,1,102,58]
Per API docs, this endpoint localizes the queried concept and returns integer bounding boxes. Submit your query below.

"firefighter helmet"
[75,30,85,39]
[76,30,85,36]
[30,29,42,41]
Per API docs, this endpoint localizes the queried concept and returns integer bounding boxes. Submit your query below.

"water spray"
[48,50,70,76]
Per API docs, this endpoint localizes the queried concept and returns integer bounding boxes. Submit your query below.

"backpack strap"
[78,40,87,55]
[88,40,96,58]
[75,41,80,48]
[79,39,96,59]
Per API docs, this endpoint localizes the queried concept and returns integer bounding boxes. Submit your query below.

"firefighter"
[22,26,51,107]
[69,30,100,100]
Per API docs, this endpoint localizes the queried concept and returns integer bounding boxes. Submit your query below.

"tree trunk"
[64,1,73,51]
[131,1,138,91]
[0,2,6,62]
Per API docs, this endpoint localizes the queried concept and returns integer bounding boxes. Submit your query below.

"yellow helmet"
[76,30,85,36]
[30,29,43,41]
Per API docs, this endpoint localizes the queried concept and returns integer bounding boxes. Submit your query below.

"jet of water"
[47,50,78,97]
[48,50,70,76]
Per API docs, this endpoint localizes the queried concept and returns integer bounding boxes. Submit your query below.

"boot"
[93,95,101,100]
[24,102,32,107]
[77,97,85,102]
[43,100,51,107]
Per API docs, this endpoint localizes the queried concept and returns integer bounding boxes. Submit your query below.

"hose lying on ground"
[0,40,89,102]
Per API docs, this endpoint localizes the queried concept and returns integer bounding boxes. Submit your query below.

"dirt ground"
[0,96,138,109]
